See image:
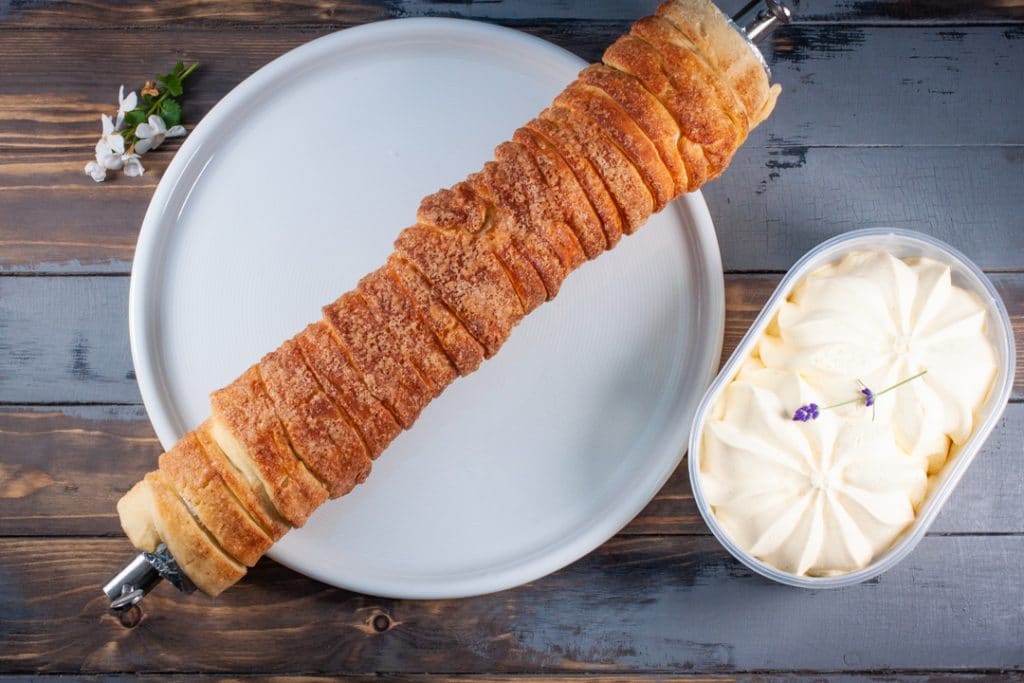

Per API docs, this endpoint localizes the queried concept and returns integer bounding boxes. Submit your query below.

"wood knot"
[371,613,391,632]
[115,604,143,629]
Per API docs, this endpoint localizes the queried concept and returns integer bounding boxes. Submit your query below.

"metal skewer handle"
[732,0,798,43]
[102,544,195,612]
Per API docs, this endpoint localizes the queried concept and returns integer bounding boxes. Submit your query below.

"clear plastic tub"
[687,228,1017,588]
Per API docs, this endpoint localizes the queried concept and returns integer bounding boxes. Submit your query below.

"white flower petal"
[135,122,155,139]
[134,137,154,154]
[147,115,168,135]
[101,114,114,135]
[99,152,123,170]
[108,133,125,155]
[122,154,145,177]
[118,84,138,112]
[84,161,106,182]
[166,125,187,138]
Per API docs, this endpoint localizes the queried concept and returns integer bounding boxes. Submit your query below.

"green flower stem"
[120,62,199,150]
[873,369,928,397]
[822,369,928,411]
[145,62,199,117]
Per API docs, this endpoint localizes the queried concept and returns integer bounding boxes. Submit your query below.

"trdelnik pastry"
[109,0,785,600]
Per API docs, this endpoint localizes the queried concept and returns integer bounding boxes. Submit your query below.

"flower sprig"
[85,61,199,182]
[792,370,928,422]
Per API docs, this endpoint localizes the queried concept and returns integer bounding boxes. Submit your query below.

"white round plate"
[130,18,724,599]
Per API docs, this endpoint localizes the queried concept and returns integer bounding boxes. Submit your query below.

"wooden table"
[2,0,1022,679]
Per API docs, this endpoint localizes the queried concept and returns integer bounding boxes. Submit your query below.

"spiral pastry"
[117,0,780,595]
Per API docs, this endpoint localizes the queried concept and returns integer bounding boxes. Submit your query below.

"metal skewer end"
[732,0,798,43]
[102,544,196,612]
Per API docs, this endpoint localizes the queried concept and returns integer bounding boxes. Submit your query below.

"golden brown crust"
[602,27,739,187]
[542,105,654,235]
[296,321,403,457]
[420,181,547,314]
[524,117,624,248]
[358,266,458,396]
[468,162,567,301]
[418,182,489,233]
[630,17,744,166]
[633,16,750,137]
[159,432,273,566]
[656,0,779,127]
[493,141,587,274]
[512,127,607,260]
[577,64,688,195]
[482,225,549,314]
[209,366,329,527]
[386,254,485,376]
[394,224,524,357]
[556,81,675,211]
[145,471,247,596]
[323,292,431,429]
[259,339,372,498]
[193,419,290,540]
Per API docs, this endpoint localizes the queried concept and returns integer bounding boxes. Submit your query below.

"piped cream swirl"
[700,250,997,576]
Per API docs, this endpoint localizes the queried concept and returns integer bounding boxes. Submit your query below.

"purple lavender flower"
[792,402,820,422]
[861,387,875,407]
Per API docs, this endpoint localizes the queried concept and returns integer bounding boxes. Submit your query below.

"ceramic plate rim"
[129,17,725,599]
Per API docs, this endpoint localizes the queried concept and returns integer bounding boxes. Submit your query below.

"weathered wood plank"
[707,146,1024,271]
[1,402,1020,537]
[1,274,1020,404]
[0,276,137,404]
[0,26,1020,155]
[0,405,155,536]
[1,535,1021,674]
[0,0,1020,28]
[4,145,1024,274]
[1,675,1017,682]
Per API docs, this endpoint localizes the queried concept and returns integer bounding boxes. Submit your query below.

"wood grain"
[2,676,1019,682]
[1,402,1020,537]
[1,2,1022,677]
[4,146,1024,274]
[0,276,136,404]
[1,535,1021,674]
[2,274,1020,404]
[2,27,1022,273]
[0,0,1020,27]
[0,26,1020,152]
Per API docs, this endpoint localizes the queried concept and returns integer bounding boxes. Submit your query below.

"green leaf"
[125,108,148,127]
[158,73,183,97]
[160,98,182,127]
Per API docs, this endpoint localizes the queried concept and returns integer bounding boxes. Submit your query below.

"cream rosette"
[701,362,928,576]
[759,251,997,472]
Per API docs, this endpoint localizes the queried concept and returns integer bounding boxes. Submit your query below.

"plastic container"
[688,228,1016,588]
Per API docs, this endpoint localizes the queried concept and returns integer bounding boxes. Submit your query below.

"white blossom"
[134,114,186,154]
[121,152,145,177]
[94,114,125,170]
[115,85,138,130]
[84,160,107,182]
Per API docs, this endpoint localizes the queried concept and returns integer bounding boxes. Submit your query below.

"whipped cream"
[703,361,927,576]
[760,250,997,472]
[700,250,997,576]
